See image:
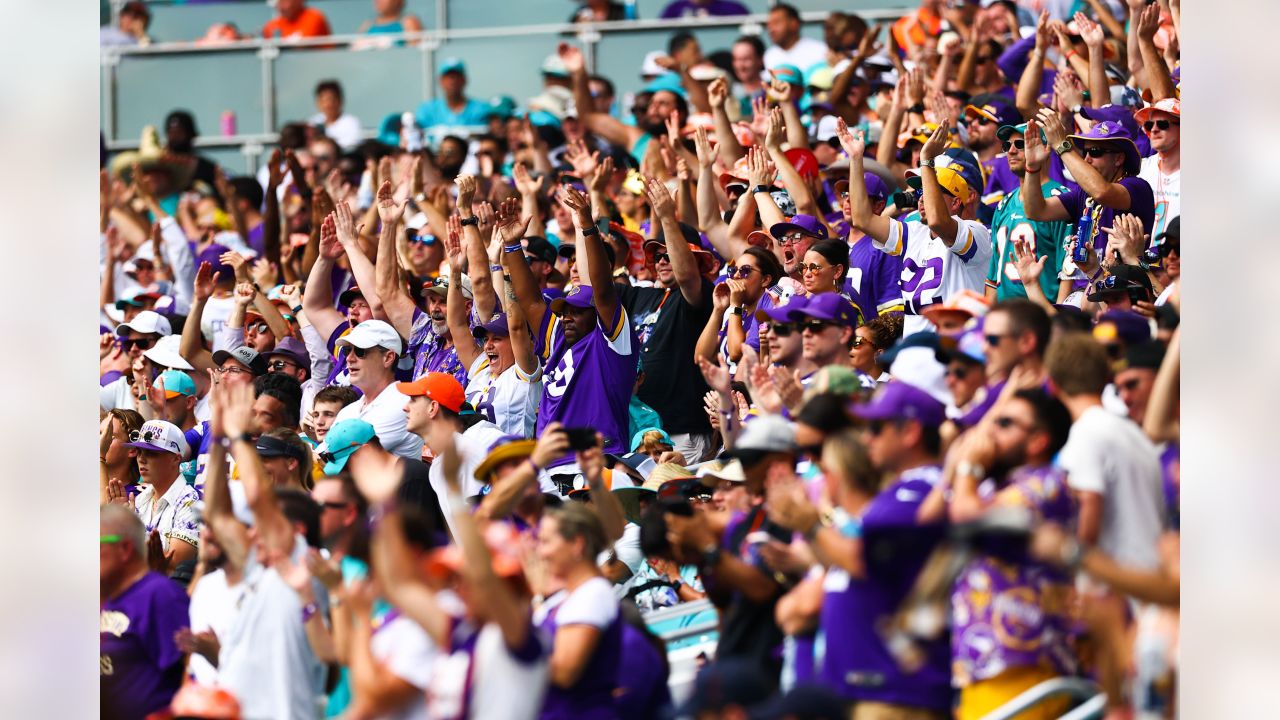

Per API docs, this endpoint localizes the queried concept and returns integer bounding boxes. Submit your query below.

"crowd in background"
[100,1,1181,718]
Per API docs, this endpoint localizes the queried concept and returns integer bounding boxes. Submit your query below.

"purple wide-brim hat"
[1069,120,1141,176]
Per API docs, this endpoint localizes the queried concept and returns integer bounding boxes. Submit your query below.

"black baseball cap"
[524,236,558,264]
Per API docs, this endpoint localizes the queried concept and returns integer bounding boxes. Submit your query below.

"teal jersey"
[987,181,1071,302]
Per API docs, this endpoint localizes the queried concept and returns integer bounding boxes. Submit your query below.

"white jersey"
[875,217,992,336]
[1138,155,1180,240]
[464,354,542,438]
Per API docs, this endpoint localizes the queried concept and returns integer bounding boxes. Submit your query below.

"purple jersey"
[536,579,624,720]
[1058,176,1155,257]
[951,466,1077,687]
[615,622,672,720]
[537,305,638,467]
[101,572,190,719]
[981,154,1021,205]
[407,307,468,385]
[819,466,950,708]
[1161,443,1179,530]
[845,234,905,321]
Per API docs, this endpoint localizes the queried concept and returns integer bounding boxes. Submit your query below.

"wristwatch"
[581,225,600,237]
[459,216,478,227]
[751,184,771,195]
[1053,139,1074,157]
[729,306,744,317]
[955,460,985,480]
[1069,104,1083,115]
[919,157,935,169]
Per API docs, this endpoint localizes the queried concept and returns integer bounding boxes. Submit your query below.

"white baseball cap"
[888,346,953,407]
[336,319,403,355]
[115,310,172,338]
[124,419,191,457]
[143,335,194,371]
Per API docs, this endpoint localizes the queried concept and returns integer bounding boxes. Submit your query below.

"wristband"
[907,102,926,114]
[291,304,303,315]
[301,602,319,623]
[489,264,503,272]
[527,458,542,475]
[581,225,600,238]
[459,216,478,227]
[751,185,771,195]
[956,460,985,480]
[503,244,522,253]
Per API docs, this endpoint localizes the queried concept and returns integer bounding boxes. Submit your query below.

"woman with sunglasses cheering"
[699,247,785,366]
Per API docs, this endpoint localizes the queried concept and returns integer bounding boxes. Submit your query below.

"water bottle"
[1071,208,1093,264]
[220,110,236,137]
[400,112,424,152]
[624,0,637,20]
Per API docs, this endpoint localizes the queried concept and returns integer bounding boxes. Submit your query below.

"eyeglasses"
[770,322,797,337]
[268,359,296,372]
[799,263,831,275]
[216,364,249,375]
[779,231,809,246]
[726,265,758,279]
[1078,146,1118,159]
[121,338,154,351]
[1000,139,1026,152]
[1143,119,1178,133]
[800,319,834,334]
[100,534,124,544]
[246,322,270,335]
[653,253,671,265]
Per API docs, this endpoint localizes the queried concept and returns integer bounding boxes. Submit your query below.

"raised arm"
[502,219,550,338]
[1037,109,1133,210]
[456,175,499,322]
[511,163,547,239]
[370,181,417,338]
[302,220,349,342]
[1074,13,1111,114]
[746,147,786,231]
[564,186,621,325]
[562,43,638,151]
[222,382,294,555]
[1011,235,1058,315]
[579,441,625,544]
[706,78,745,167]
[644,178,704,306]
[1143,324,1179,443]
[695,283,730,364]
[203,380,249,570]
[1134,4,1177,102]
[833,25,883,118]
[876,75,910,170]
[443,224,482,371]
[837,119,894,244]
[1019,119,1071,222]
[1017,13,1052,119]
[917,126,961,245]
[762,108,816,217]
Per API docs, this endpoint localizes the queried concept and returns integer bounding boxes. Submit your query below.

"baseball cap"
[630,427,673,453]
[905,155,975,203]
[422,274,474,300]
[472,312,510,339]
[143,334,194,371]
[849,381,946,428]
[783,147,821,179]
[262,337,311,378]
[336,319,403,355]
[486,95,517,120]
[115,310,172,338]
[674,659,773,717]
[338,285,365,308]
[1086,265,1154,304]
[397,372,465,413]
[750,682,849,720]
[438,57,466,76]
[1124,341,1166,370]
[771,64,803,86]
[806,66,835,91]
[318,419,377,475]
[769,214,829,242]
[788,292,860,328]
[125,419,191,456]
[964,95,1021,127]
[525,236,558,264]
[211,346,268,376]
[255,434,309,462]
[540,53,569,78]
[549,284,594,315]
[720,414,795,465]
[114,286,163,311]
[833,172,890,202]
[755,293,808,323]
[152,369,196,399]
[935,325,987,365]
[1093,309,1153,346]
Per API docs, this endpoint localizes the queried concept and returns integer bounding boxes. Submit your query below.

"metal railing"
[981,677,1105,720]
[100,6,910,172]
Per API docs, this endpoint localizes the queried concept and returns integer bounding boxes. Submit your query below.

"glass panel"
[114,52,263,140]
[275,44,427,134]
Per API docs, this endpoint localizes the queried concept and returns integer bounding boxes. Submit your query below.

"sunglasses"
[1157,242,1179,258]
[653,253,671,265]
[1078,146,1118,159]
[421,277,448,290]
[525,254,545,265]
[726,265,758,279]
[407,232,439,246]
[769,322,797,337]
[796,442,823,457]
[246,322,270,335]
[946,365,975,379]
[800,319,834,334]
[799,263,831,274]
[1100,342,1125,360]
[128,428,163,445]
[965,116,996,126]
[347,346,380,359]
[1143,119,1178,132]
[121,338,154,351]
[865,419,900,436]
[317,451,338,465]
[1000,138,1026,152]
[1117,377,1142,392]
[268,359,296,372]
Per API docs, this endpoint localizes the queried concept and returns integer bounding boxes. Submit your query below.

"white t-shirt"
[464,354,542,438]
[369,615,438,720]
[217,542,325,720]
[534,576,619,630]
[429,421,506,537]
[200,295,237,345]
[427,621,548,720]
[1057,406,1166,571]
[334,385,425,462]
[875,217,993,337]
[309,112,364,150]
[100,375,135,412]
[763,37,829,75]
[1138,155,1180,241]
[611,523,645,578]
[187,568,241,685]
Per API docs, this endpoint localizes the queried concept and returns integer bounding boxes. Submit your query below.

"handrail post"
[257,45,280,134]
[578,27,601,75]
[101,49,120,144]
[436,0,448,34]
[241,141,265,176]
[420,37,438,104]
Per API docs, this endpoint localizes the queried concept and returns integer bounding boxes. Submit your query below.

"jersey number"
[901,257,944,314]
[997,223,1037,284]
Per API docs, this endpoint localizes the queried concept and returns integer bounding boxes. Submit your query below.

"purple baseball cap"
[1093,309,1152,346]
[471,312,511,338]
[195,243,234,282]
[833,172,890,202]
[849,381,946,428]
[1068,120,1141,175]
[755,293,808,323]
[549,284,594,314]
[787,292,860,328]
[769,214,829,242]
[262,336,311,378]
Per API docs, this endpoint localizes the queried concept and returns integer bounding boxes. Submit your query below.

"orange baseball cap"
[396,372,465,412]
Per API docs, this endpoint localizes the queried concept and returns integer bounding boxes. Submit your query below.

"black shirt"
[619,279,713,436]
[711,503,792,687]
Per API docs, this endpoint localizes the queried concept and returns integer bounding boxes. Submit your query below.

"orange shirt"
[891,7,942,54]
[262,7,332,39]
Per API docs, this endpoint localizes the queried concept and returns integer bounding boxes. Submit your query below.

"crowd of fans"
[100,1,1181,718]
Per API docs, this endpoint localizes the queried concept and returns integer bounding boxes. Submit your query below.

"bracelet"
[301,601,319,623]
[751,184,771,195]
[907,102,926,114]
[527,458,542,475]
[1065,49,1079,60]
[503,244,522,253]
[489,264,502,272]
[459,216,478,227]
[581,225,600,238]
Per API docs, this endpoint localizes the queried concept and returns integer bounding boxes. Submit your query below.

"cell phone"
[562,427,599,451]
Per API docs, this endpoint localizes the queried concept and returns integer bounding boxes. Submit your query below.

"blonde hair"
[1045,332,1109,397]
[639,430,673,456]
[821,429,880,496]
[547,503,608,562]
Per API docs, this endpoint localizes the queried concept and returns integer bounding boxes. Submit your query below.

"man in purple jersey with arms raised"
[528,186,638,490]
[832,169,904,324]
[100,504,190,720]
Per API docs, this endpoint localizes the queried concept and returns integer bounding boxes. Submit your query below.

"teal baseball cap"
[152,369,196,399]
[319,419,377,475]
[630,427,673,452]
[771,64,804,86]
[439,57,466,76]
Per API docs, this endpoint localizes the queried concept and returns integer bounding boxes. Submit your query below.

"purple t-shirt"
[536,305,638,466]
[615,622,672,720]
[101,572,190,719]
[819,466,950,708]
[536,583,624,720]
[1161,442,1179,530]
[951,466,1077,686]
[1057,175,1156,256]
[845,234,904,321]
[407,308,468,385]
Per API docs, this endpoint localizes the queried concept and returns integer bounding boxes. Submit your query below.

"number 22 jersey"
[874,216,992,337]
